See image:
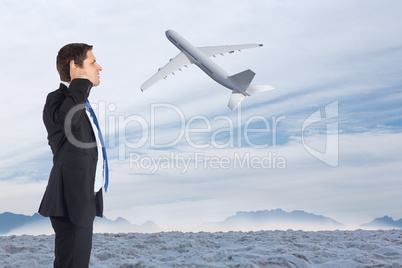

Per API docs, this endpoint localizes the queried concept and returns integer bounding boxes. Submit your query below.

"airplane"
[141,30,274,110]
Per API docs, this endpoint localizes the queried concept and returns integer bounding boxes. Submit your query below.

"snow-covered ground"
[1,229,402,267]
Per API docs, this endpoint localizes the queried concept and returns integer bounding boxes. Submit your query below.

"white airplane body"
[141,30,274,110]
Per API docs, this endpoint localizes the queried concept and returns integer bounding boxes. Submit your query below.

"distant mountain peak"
[0,212,160,235]
[361,215,402,229]
[198,208,343,232]
[0,212,45,234]
[227,209,341,224]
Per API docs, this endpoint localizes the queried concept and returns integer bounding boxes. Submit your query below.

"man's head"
[56,43,102,86]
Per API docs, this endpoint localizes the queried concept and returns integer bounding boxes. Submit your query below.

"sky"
[0,0,401,231]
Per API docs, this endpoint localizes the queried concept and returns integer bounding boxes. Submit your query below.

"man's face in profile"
[80,50,103,86]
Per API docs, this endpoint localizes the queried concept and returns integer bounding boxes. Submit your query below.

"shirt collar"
[61,81,70,88]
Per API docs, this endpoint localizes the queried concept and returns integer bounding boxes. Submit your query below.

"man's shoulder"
[46,84,67,102]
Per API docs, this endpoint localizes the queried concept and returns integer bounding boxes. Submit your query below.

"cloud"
[87,130,402,229]
[0,0,402,229]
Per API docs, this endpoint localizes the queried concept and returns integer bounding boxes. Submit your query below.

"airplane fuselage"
[165,30,249,96]
[141,29,274,110]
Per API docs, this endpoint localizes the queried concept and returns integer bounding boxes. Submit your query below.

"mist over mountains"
[0,212,159,235]
[196,209,343,232]
[361,216,402,229]
[1,209,401,235]
[0,212,44,234]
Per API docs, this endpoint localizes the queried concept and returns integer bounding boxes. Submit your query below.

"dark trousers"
[50,217,94,268]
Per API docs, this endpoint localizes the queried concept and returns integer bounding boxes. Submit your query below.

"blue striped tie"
[85,100,109,192]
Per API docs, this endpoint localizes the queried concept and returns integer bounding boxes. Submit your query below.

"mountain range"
[196,209,343,231]
[361,216,402,229]
[0,212,159,235]
[1,209,401,235]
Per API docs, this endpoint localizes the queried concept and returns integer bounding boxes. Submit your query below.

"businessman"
[39,43,107,267]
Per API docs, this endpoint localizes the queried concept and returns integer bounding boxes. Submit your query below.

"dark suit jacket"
[39,78,103,227]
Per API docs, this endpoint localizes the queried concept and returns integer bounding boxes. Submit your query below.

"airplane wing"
[141,52,191,91]
[198,44,263,57]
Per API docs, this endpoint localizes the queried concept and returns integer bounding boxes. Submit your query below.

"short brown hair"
[56,43,93,82]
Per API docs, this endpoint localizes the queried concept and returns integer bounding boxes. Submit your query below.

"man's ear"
[69,60,78,69]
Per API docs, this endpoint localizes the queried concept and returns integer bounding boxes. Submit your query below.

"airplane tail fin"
[229,69,255,91]
[246,84,275,94]
[227,69,274,110]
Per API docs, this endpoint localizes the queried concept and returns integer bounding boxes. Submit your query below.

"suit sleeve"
[49,79,93,128]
